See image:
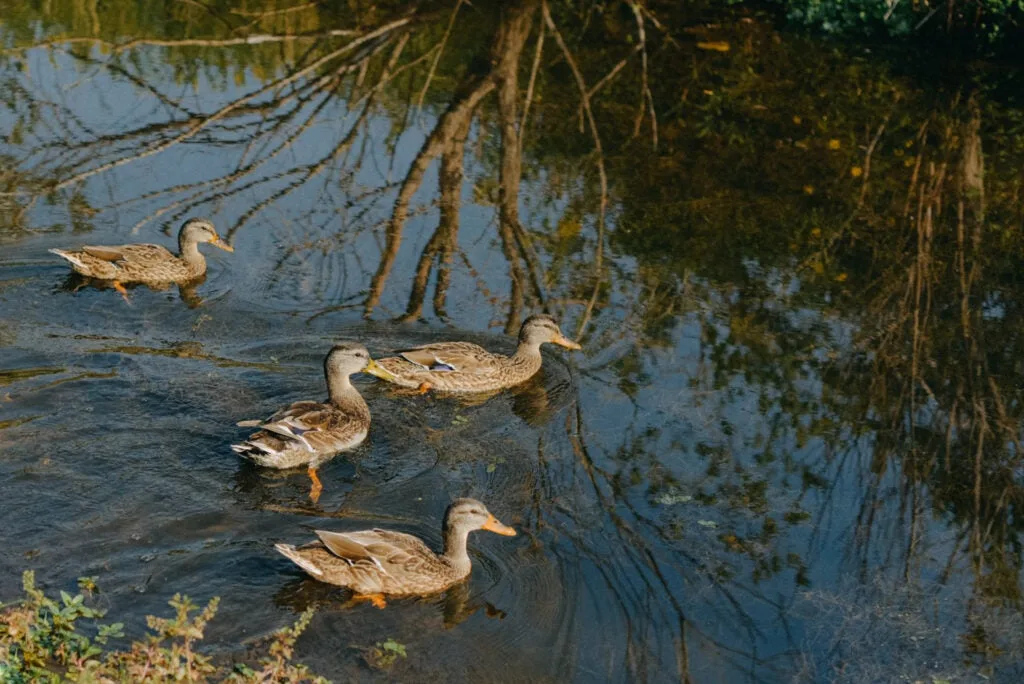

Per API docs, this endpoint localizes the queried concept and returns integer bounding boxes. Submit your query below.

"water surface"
[2,1,1024,681]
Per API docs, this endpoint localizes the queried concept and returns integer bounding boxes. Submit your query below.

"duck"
[231,343,395,502]
[369,314,582,393]
[274,498,517,607]
[49,217,232,300]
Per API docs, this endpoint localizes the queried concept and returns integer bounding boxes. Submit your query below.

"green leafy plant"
[782,0,1024,45]
[364,638,407,670]
[0,571,327,683]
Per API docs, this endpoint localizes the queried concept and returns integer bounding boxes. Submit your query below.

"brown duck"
[49,218,232,299]
[369,314,582,393]
[274,498,517,608]
[232,343,395,502]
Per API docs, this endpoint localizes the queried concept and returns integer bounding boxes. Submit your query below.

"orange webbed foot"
[112,281,131,304]
[354,593,387,609]
[416,382,432,395]
[307,467,323,503]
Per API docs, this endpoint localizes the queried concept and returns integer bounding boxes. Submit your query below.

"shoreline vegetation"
[0,572,327,683]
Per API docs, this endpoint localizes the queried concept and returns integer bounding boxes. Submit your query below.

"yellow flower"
[803,185,815,195]
[828,139,841,150]
[836,273,848,282]
[850,167,863,177]
[793,115,802,124]
[811,227,822,238]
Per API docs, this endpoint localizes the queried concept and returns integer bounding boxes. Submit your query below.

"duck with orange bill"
[274,498,517,608]
[368,314,582,393]
[49,217,232,301]
[231,343,395,503]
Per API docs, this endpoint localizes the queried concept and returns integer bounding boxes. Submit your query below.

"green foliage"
[0,571,327,683]
[782,0,1024,45]
[364,638,407,670]
[784,0,920,37]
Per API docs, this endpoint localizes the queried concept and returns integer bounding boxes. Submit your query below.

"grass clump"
[0,571,327,683]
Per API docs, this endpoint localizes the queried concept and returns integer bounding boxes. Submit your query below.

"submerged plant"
[0,571,327,683]
[364,638,407,671]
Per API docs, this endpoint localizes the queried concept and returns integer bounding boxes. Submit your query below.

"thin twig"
[542,1,607,339]
[857,115,891,208]
[230,2,319,18]
[50,16,415,191]
[587,44,641,101]
[629,1,657,149]
[577,43,641,127]
[519,17,545,159]
[415,0,464,112]
[1,29,364,55]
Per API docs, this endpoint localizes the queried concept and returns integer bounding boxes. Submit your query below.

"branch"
[629,1,657,149]
[518,16,544,159]
[415,0,464,112]
[542,1,607,340]
[49,15,416,191]
[2,29,364,56]
[364,75,497,318]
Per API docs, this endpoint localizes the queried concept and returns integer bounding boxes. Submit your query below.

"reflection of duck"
[60,272,209,308]
[49,218,232,300]
[509,369,568,427]
[271,570,505,628]
[371,315,581,393]
[231,343,395,502]
[440,579,506,629]
[274,498,516,608]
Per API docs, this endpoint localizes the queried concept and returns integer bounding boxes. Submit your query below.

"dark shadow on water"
[272,574,506,631]
[56,272,209,308]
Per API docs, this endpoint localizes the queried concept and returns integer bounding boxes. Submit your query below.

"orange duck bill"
[481,514,517,536]
[211,235,234,252]
[363,358,398,382]
[552,333,582,350]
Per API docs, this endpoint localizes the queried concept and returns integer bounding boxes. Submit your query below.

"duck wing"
[237,401,324,437]
[81,245,128,262]
[233,400,366,458]
[82,243,170,263]
[397,341,504,373]
[315,528,436,574]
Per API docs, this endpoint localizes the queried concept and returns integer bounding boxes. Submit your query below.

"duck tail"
[274,543,324,577]
[231,441,263,461]
[231,438,281,466]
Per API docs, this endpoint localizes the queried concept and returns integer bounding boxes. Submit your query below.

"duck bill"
[553,334,582,351]
[363,358,397,382]
[211,237,234,253]
[481,514,517,537]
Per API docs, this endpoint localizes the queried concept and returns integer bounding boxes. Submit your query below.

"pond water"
[2,1,1024,681]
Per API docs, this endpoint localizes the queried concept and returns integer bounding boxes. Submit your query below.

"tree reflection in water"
[1,0,1024,680]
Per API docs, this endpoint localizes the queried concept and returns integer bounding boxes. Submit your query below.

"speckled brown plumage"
[370,314,582,393]
[232,343,391,471]
[50,218,232,285]
[274,499,517,604]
